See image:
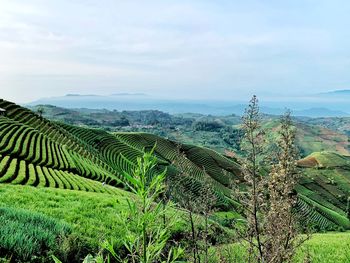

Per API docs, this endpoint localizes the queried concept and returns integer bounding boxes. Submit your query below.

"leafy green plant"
[103,148,184,263]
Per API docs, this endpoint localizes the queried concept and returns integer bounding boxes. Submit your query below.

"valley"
[1,98,350,261]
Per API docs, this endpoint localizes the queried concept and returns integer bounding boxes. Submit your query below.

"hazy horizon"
[1,1,350,103]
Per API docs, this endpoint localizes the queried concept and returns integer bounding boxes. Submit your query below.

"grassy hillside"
[262,118,350,157]
[1,98,350,257]
[0,99,241,207]
[296,151,350,230]
[303,116,350,136]
[295,123,350,156]
[2,99,350,227]
[0,184,132,246]
[1,184,347,262]
[209,232,350,263]
[56,123,242,206]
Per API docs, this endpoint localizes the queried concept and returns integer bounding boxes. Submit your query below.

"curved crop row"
[0,118,72,170]
[0,155,118,194]
[296,195,347,230]
[0,99,112,172]
[59,124,144,173]
[0,116,118,186]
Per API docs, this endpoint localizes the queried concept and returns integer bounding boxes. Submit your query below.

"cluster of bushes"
[192,119,225,132]
[219,127,244,149]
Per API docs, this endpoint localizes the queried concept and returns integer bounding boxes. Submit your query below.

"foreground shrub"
[102,148,184,263]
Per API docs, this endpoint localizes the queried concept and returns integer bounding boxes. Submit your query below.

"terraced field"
[296,151,350,230]
[0,99,241,207]
[58,124,242,205]
[0,98,350,231]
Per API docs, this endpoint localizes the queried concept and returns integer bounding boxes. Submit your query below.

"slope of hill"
[0,106,119,194]
[298,151,350,168]
[30,104,350,158]
[0,98,350,238]
[295,122,350,156]
[297,152,350,229]
[261,118,350,158]
[54,123,242,205]
[0,99,242,207]
[301,116,350,136]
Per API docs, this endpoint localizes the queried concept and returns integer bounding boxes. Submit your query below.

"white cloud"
[0,0,350,102]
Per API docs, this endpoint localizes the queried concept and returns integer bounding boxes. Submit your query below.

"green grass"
[0,184,133,248]
[0,206,71,262]
[294,232,350,262]
[0,184,225,261]
[208,232,350,263]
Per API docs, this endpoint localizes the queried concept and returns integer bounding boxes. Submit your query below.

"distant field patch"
[298,156,319,167]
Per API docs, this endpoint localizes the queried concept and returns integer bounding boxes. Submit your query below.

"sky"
[1,0,350,103]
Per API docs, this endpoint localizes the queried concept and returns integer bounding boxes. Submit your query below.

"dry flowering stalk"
[239,95,267,262]
[234,97,309,263]
[264,111,309,263]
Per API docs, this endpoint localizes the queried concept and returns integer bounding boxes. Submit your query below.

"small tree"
[174,180,201,263]
[170,151,217,263]
[103,149,183,263]
[37,106,45,118]
[175,179,217,263]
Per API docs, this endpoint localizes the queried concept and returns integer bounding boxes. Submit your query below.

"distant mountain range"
[61,93,147,97]
[27,90,350,117]
[319,89,350,96]
[294,108,349,117]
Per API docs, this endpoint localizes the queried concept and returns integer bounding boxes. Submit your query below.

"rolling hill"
[29,104,350,158]
[0,98,350,241]
[0,99,242,207]
[262,118,350,157]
